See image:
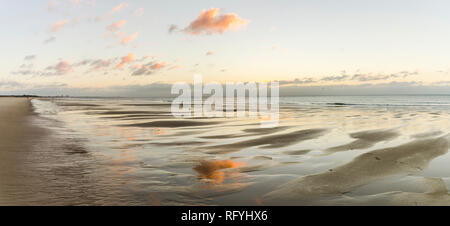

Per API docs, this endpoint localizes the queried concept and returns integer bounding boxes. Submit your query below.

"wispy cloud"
[111,2,128,14]
[184,8,249,35]
[50,19,69,32]
[47,0,60,12]
[46,61,74,75]
[206,51,214,56]
[131,60,168,76]
[351,71,418,82]
[107,20,126,32]
[277,70,420,86]
[321,75,348,81]
[24,55,37,61]
[43,36,56,44]
[13,60,74,76]
[96,2,128,22]
[278,78,316,85]
[168,24,178,34]
[90,59,113,70]
[120,32,138,44]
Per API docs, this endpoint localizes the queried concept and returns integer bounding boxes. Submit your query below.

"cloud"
[107,20,126,32]
[206,51,214,56]
[43,36,56,44]
[184,8,249,35]
[397,70,419,77]
[46,61,74,75]
[131,60,168,76]
[13,60,74,76]
[352,74,391,81]
[321,75,348,81]
[137,54,153,62]
[47,0,60,12]
[74,59,92,66]
[96,2,128,22]
[73,58,116,73]
[20,63,34,69]
[116,53,135,69]
[50,19,69,32]
[120,32,138,44]
[168,65,181,70]
[436,70,449,75]
[0,80,23,89]
[351,73,390,82]
[278,78,316,85]
[111,2,128,14]
[277,70,420,85]
[11,70,40,76]
[350,71,419,82]
[168,24,178,34]
[24,55,37,61]
[90,59,113,70]
[131,66,152,76]
[151,61,167,70]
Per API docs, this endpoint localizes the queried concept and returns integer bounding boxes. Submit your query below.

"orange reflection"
[193,160,244,184]
[154,128,167,136]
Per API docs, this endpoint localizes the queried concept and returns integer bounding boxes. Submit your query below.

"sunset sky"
[1,0,450,96]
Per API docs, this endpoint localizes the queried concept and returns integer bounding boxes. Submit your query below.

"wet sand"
[203,128,328,154]
[0,97,43,204]
[325,129,399,153]
[264,135,450,203]
[4,96,450,206]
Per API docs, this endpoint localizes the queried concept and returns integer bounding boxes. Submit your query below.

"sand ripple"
[265,135,450,202]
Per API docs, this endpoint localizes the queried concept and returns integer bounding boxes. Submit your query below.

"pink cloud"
[116,53,135,69]
[185,8,249,35]
[168,65,181,70]
[111,2,128,14]
[50,19,69,32]
[96,2,128,22]
[206,51,214,56]
[151,61,168,70]
[121,32,138,44]
[107,20,127,32]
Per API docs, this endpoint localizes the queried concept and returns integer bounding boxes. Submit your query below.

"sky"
[1,0,450,96]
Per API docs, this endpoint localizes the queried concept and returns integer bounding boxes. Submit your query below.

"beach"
[1,96,450,205]
[0,97,40,204]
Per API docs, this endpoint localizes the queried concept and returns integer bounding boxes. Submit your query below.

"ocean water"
[25,95,450,205]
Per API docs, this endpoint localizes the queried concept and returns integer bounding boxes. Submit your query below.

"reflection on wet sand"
[193,160,244,184]
[123,120,222,128]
